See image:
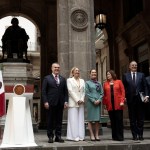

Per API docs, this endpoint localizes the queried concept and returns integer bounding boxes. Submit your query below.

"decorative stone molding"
[70,8,88,31]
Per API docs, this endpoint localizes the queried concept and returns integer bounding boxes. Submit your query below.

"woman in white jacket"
[66,67,85,141]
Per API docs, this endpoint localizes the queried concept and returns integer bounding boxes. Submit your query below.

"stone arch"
[0,1,58,128]
[0,6,43,33]
[0,6,45,57]
[0,12,41,46]
[0,11,42,74]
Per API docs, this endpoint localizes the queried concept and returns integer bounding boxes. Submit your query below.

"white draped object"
[1,96,37,147]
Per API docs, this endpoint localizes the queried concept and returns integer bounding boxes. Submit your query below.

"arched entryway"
[0,0,58,129]
[0,13,42,128]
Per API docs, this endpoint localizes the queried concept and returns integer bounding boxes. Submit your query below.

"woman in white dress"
[66,67,85,141]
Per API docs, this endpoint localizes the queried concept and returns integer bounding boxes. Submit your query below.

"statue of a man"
[1,18,29,60]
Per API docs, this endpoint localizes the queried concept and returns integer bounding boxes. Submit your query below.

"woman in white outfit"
[66,67,85,141]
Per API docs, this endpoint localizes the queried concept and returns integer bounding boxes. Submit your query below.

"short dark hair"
[51,62,59,67]
[11,18,19,24]
[89,69,96,74]
[106,70,117,80]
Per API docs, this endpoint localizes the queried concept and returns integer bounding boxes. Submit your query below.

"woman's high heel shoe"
[90,136,95,141]
[95,136,100,141]
[95,138,100,141]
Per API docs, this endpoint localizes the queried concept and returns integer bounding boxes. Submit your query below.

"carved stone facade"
[70,8,88,31]
[57,0,95,79]
[94,0,150,124]
[116,13,150,77]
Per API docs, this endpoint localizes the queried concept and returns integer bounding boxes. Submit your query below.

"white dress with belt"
[66,77,85,141]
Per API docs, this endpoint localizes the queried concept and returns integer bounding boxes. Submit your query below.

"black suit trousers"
[47,104,64,138]
[127,95,145,138]
[108,110,124,140]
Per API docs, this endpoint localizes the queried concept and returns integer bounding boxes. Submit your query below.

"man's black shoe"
[55,137,64,143]
[117,138,124,141]
[48,137,53,143]
[113,138,124,141]
[132,137,138,141]
[139,136,144,141]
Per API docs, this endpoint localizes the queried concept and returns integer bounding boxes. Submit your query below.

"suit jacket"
[67,77,85,107]
[122,72,148,103]
[42,74,68,106]
[103,80,125,111]
[146,76,150,97]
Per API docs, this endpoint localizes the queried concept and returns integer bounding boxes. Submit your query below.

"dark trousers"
[47,104,64,138]
[108,110,124,140]
[127,95,145,138]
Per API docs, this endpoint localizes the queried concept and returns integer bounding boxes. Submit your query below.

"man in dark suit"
[122,61,149,141]
[42,62,68,143]
[146,67,150,97]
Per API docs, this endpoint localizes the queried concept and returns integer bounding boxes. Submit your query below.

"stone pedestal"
[0,63,38,135]
[1,62,33,85]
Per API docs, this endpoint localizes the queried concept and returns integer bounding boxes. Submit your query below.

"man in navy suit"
[123,61,149,141]
[42,62,68,143]
[146,67,150,97]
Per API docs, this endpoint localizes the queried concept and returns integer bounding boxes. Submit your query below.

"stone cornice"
[116,13,150,46]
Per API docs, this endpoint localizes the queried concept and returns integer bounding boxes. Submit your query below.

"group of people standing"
[42,61,149,143]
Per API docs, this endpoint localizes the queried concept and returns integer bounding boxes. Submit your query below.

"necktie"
[132,72,136,84]
[55,75,59,86]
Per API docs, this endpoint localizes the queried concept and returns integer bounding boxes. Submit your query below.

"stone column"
[57,0,95,80]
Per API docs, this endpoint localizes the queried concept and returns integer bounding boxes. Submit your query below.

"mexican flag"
[0,70,5,117]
